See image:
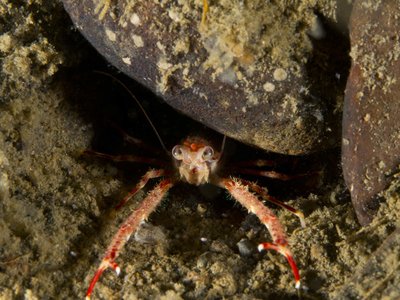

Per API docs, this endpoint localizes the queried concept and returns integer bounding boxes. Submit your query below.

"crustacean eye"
[202,146,214,160]
[172,145,183,160]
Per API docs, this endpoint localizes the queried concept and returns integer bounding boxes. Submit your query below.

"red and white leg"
[232,168,297,180]
[238,179,306,228]
[83,149,167,167]
[107,121,161,153]
[233,159,278,168]
[115,169,166,210]
[215,177,301,289]
[85,179,173,299]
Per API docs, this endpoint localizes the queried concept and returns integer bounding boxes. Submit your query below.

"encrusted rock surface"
[342,0,400,225]
[62,0,348,155]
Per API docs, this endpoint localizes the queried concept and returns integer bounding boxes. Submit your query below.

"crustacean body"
[84,133,304,299]
[83,72,304,299]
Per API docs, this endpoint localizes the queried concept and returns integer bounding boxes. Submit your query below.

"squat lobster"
[84,74,305,299]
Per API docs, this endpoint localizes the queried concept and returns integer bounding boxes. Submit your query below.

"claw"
[218,177,301,290]
[85,260,122,299]
[85,264,107,300]
[109,261,121,275]
[85,179,173,299]
[258,242,300,289]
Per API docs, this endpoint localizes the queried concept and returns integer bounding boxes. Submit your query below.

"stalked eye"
[172,145,183,160]
[202,146,214,160]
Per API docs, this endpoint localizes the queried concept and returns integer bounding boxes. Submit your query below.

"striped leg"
[232,168,297,180]
[215,177,300,289]
[85,179,173,300]
[234,159,277,168]
[115,169,166,210]
[107,121,161,154]
[239,179,306,228]
[83,149,166,167]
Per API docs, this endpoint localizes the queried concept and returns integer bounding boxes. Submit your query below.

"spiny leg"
[232,168,298,181]
[115,169,166,210]
[233,166,319,182]
[83,149,166,167]
[233,159,278,168]
[107,121,161,154]
[85,179,173,300]
[239,179,306,228]
[215,177,300,289]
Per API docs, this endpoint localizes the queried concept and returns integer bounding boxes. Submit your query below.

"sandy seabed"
[0,1,399,300]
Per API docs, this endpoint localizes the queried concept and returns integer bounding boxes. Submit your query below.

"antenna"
[94,71,169,154]
[218,135,227,161]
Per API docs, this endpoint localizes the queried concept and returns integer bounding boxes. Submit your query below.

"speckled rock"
[342,0,400,225]
[62,0,348,154]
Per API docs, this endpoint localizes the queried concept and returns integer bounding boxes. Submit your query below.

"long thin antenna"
[94,71,169,154]
[218,135,227,161]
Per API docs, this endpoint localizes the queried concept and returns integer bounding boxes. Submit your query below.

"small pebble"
[236,238,254,257]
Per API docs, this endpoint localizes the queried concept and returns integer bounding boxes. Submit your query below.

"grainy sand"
[0,1,399,299]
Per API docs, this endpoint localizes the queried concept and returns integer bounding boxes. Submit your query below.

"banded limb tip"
[233,168,297,181]
[106,121,162,154]
[82,149,166,167]
[233,159,278,168]
[258,242,301,289]
[85,178,173,299]
[239,179,306,228]
[215,177,301,289]
[115,169,166,210]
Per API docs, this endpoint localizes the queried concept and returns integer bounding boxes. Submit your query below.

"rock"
[62,0,348,154]
[134,222,167,245]
[342,0,400,225]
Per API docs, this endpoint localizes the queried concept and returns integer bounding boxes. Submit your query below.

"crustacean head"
[172,136,219,185]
